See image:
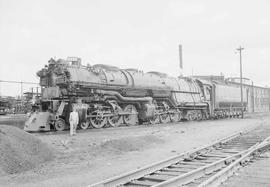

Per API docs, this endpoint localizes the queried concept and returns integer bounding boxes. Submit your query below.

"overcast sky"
[0,0,270,96]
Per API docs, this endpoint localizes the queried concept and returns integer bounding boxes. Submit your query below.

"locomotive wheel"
[123,105,138,126]
[203,112,210,120]
[196,112,203,121]
[170,112,180,123]
[160,113,170,123]
[238,111,243,118]
[187,114,193,121]
[107,104,122,127]
[108,115,122,127]
[54,118,66,131]
[90,112,107,129]
[79,121,90,130]
[149,114,160,124]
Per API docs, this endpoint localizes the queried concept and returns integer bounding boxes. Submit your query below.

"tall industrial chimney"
[179,44,183,76]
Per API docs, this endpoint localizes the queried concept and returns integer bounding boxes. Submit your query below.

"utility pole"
[236,46,244,118]
[252,80,254,113]
[21,81,23,99]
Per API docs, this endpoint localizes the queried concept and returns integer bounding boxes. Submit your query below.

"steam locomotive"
[24,57,247,131]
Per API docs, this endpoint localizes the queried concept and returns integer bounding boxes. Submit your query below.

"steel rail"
[87,125,258,187]
[153,139,262,187]
[198,135,270,187]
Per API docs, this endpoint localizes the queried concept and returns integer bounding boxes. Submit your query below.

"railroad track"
[88,125,270,187]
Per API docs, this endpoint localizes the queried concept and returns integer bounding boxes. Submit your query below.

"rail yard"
[0,57,270,187]
[0,113,270,187]
[1,1,270,186]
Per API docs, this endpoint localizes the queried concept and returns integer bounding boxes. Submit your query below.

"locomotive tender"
[24,57,247,131]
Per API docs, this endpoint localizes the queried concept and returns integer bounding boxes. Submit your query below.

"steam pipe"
[95,90,152,103]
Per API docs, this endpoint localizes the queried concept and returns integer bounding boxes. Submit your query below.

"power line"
[0,80,39,85]
[0,80,39,97]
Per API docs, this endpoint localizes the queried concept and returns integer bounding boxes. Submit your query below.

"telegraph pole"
[236,46,244,118]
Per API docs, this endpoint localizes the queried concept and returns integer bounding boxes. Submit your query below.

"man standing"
[69,106,79,136]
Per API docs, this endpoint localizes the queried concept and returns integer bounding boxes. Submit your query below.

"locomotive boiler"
[24,57,246,131]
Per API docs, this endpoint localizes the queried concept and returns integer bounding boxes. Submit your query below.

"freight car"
[24,57,247,131]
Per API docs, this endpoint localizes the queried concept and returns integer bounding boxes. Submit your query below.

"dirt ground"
[0,113,270,187]
[0,125,54,175]
[0,114,26,129]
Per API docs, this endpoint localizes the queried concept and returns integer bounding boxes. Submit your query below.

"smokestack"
[179,44,183,76]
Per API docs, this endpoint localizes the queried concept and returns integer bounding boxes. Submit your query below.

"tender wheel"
[170,112,180,123]
[149,114,160,124]
[79,121,90,130]
[90,112,107,128]
[54,118,66,131]
[160,113,170,123]
[123,105,138,126]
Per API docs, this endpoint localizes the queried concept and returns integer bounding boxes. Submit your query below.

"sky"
[0,0,270,96]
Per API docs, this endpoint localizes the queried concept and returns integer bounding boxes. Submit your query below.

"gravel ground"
[220,152,270,187]
[0,113,269,187]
